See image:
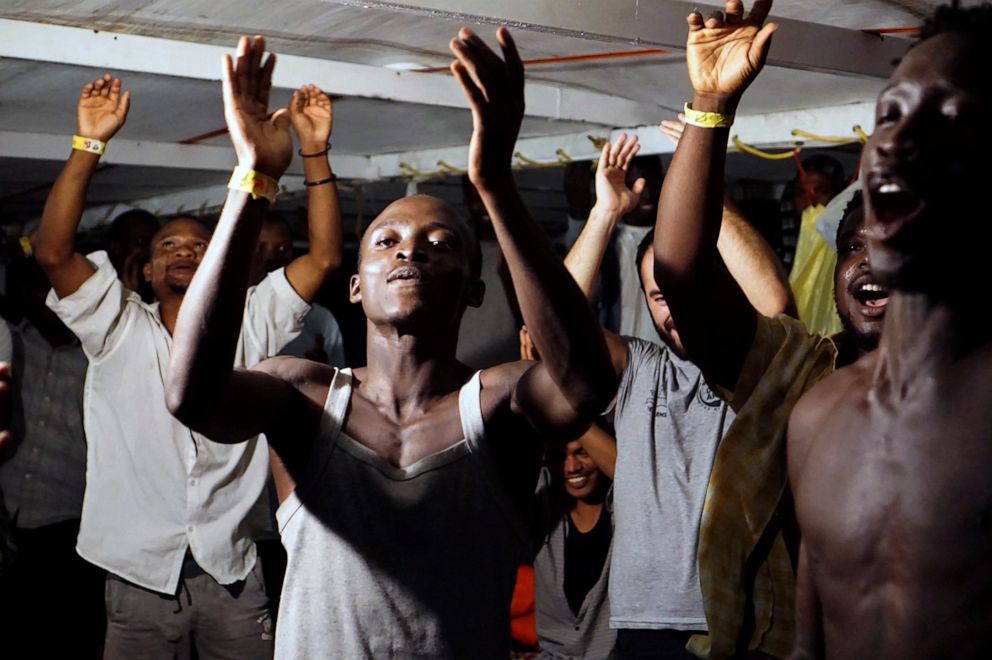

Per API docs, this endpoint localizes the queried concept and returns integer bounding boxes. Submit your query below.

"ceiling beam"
[0,18,662,127]
[0,131,372,178]
[326,0,909,80]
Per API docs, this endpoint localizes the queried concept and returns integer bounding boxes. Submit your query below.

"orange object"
[510,564,538,648]
[415,48,670,73]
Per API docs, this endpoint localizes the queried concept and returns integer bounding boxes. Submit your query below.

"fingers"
[272,107,291,130]
[659,117,686,146]
[247,35,265,100]
[450,60,486,114]
[687,10,705,31]
[749,22,779,66]
[497,27,524,91]
[235,36,251,101]
[749,0,774,25]
[631,178,647,199]
[618,135,640,169]
[222,53,238,111]
[725,0,745,23]
[259,52,276,109]
[449,31,493,103]
[117,90,132,121]
[705,11,725,29]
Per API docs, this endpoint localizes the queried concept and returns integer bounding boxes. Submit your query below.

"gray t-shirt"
[609,338,734,630]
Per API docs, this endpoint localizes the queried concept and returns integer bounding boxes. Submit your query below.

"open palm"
[595,133,645,217]
[290,84,333,151]
[77,74,131,142]
[685,0,777,103]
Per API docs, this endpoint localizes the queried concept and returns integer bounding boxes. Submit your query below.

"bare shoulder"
[788,352,877,483]
[251,356,337,406]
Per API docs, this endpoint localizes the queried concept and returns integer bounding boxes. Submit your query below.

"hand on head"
[594,133,646,217]
[290,84,334,154]
[449,26,525,191]
[222,35,293,179]
[77,74,131,142]
[685,0,778,111]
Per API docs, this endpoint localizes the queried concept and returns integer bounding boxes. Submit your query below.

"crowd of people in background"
[1,0,990,658]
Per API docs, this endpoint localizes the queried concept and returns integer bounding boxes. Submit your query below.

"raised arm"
[660,116,794,318]
[285,84,343,301]
[167,36,299,441]
[654,0,778,392]
[34,75,131,297]
[449,27,617,430]
[563,134,646,376]
[578,423,617,480]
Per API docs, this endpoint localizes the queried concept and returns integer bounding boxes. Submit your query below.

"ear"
[466,278,485,309]
[348,273,362,304]
[143,262,152,283]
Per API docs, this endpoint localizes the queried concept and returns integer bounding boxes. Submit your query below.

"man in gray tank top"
[165,31,619,659]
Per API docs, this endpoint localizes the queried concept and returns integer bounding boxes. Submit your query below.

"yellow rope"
[853,125,870,143]
[790,129,855,144]
[731,136,801,160]
[436,160,466,175]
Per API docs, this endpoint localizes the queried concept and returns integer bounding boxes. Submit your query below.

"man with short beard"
[33,70,340,657]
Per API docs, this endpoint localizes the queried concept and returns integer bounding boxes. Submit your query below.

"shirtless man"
[788,3,992,657]
[165,31,616,658]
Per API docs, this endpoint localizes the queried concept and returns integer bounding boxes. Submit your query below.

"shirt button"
[189,478,197,486]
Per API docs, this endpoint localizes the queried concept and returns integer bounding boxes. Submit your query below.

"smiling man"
[787,3,992,657]
[33,73,339,658]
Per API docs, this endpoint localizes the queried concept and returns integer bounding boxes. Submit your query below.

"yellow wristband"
[72,135,106,155]
[18,236,33,258]
[683,102,735,129]
[227,166,279,203]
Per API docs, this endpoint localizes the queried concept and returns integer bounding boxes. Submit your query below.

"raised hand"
[685,0,777,111]
[449,27,525,191]
[594,133,646,217]
[290,84,333,154]
[659,114,687,146]
[222,35,292,179]
[77,74,131,142]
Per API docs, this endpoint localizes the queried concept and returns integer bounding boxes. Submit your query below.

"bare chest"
[796,367,992,589]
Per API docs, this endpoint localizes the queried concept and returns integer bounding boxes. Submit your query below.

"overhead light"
[384,62,429,71]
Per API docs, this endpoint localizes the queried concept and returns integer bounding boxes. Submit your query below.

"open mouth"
[866,174,926,236]
[169,261,196,273]
[851,280,889,317]
[565,474,590,489]
[387,266,430,284]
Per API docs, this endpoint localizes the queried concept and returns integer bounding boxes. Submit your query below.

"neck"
[158,294,183,335]
[570,498,603,531]
[874,289,988,389]
[361,321,466,419]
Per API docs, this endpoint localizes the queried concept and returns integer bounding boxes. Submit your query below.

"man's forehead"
[894,33,983,93]
[154,218,211,243]
[366,197,468,239]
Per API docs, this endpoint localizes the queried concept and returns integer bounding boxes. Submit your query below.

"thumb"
[271,107,291,130]
[117,90,132,121]
[631,178,647,198]
[749,22,778,69]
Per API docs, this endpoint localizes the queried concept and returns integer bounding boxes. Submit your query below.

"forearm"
[718,201,795,317]
[654,97,733,288]
[35,151,100,266]
[166,191,269,423]
[563,204,620,301]
[285,154,342,301]
[480,177,616,414]
[577,422,617,480]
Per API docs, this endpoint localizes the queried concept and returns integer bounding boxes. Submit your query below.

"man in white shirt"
[33,71,341,659]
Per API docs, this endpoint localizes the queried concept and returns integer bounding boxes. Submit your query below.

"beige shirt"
[47,251,308,594]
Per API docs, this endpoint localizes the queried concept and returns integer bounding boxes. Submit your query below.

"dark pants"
[614,629,706,660]
[614,629,780,660]
[103,554,273,660]
[0,519,107,659]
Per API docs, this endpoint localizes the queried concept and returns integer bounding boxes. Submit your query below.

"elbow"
[164,374,207,430]
[759,287,797,318]
[33,240,71,272]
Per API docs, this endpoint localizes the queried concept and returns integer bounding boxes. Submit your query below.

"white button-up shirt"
[47,251,308,594]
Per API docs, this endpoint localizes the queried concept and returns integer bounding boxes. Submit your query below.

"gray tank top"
[275,368,524,659]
